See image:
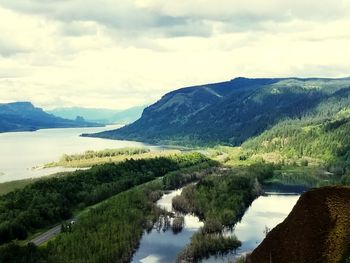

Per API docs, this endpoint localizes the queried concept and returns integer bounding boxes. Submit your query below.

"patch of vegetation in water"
[174,163,277,262]
[177,231,241,262]
[172,216,185,234]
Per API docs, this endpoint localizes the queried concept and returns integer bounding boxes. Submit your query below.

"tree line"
[0,153,208,245]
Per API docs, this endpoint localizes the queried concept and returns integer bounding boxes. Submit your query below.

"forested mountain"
[48,105,145,124]
[0,102,99,133]
[89,77,350,147]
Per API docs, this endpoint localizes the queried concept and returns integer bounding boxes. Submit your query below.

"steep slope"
[86,79,242,143]
[89,77,350,145]
[248,186,350,263]
[0,102,99,133]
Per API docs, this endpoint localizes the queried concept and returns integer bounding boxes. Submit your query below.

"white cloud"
[0,1,349,109]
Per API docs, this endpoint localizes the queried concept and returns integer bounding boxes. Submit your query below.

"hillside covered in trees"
[88,77,350,147]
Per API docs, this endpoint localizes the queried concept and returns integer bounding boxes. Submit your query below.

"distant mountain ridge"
[88,77,350,146]
[48,105,145,124]
[0,102,100,133]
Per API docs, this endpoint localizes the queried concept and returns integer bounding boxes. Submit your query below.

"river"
[0,126,302,262]
[132,188,204,263]
[0,125,161,183]
[132,188,301,263]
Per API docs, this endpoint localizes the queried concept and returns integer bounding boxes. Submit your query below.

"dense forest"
[0,153,218,263]
[242,99,350,177]
[0,153,208,245]
[0,184,164,263]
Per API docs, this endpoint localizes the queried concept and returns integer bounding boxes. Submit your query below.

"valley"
[1,77,350,263]
[2,0,349,261]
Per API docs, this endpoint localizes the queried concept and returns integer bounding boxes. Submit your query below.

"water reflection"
[201,193,300,263]
[132,188,203,263]
[133,188,301,263]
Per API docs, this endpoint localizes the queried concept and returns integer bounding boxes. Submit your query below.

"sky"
[0,0,350,110]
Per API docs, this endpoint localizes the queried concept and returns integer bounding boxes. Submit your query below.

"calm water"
[132,189,204,263]
[201,193,300,263]
[132,189,300,263]
[0,125,160,183]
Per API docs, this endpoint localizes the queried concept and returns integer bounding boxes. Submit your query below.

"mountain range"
[0,102,100,133]
[48,105,145,124]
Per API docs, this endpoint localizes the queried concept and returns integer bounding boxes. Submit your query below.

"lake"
[0,125,160,183]
[132,188,301,263]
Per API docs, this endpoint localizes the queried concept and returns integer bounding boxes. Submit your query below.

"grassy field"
[0,172,73,196]
[0,178,42,195]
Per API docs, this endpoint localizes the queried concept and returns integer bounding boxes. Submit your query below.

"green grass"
[0,178,40,195]
[0,172,73,196]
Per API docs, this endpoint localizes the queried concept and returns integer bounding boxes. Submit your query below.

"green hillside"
[88,77,350,147]
[242,96,350,174]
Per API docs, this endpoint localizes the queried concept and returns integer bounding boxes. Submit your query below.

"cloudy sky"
[0,0,350,110]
